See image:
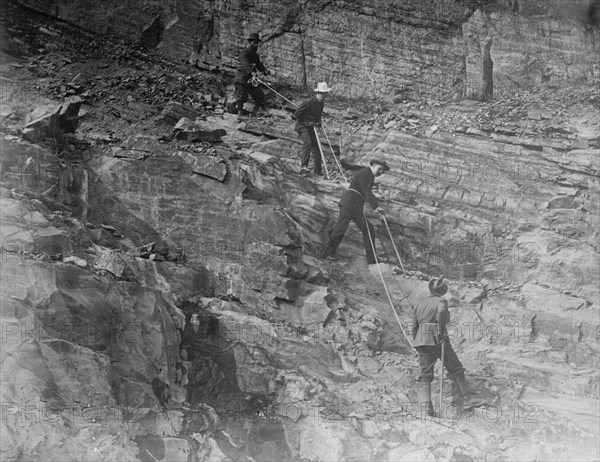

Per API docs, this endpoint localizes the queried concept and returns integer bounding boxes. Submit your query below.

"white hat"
[314,82,332,93]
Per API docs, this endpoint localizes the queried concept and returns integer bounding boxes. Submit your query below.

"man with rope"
[228,32,270,116]
[294,82,332,176]
[412,277,479,417]
[321,159,389,265]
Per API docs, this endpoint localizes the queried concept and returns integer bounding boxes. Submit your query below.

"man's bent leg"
[441,341,483,407]
[233,83,249,114]
[323,207,352,258]
[354,212,377,264]
[248,85,266,108]
[442,341,466,380]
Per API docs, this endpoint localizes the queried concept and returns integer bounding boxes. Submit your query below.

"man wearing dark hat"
[411,277,477,417]
[322,159,389,264]
[229,32,270,115]
[294,82,332,176]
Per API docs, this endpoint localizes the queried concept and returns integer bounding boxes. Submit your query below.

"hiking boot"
[236,101,249,116]
[462,394,490,409]
[227,102,238,114]
[454,373,475,395]
[255,105,270,116]
[454,373,484,409]
[417,381,435,417]
[444,379,460,398]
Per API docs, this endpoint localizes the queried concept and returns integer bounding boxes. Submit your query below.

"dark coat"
[339,167,379,212]
[294,96,324,132]
[411,295,450,347]
[234,46,267,84]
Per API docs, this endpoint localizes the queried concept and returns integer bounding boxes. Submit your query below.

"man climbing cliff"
[321,159,389,264]
[294,82,332,176]
[228,32,270,115]
[412,277,480,417]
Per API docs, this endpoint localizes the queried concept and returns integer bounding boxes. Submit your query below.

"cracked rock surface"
[1,1,598,461]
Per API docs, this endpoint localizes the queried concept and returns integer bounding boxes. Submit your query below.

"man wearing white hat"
[229,32,270,115]
[294,82,332,176]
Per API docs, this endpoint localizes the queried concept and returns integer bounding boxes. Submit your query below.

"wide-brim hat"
[314,82,332,93]
[247,33,261,42]
[429,277,448,297]
[369,159,390,172]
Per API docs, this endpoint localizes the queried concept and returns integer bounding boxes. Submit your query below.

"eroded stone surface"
[1,1,598,460]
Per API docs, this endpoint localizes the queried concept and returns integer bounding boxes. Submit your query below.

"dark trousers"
[324,205,376,264]
[416,342,466,383]
[297,128,322,174]
[235,82,265,106]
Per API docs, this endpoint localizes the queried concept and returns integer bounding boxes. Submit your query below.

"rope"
[381,215,407,277]
[377,234,411,303]
[379,214,448,409]
[248,74,348,184]
[379,217,415,305]
[249,71,416,354]
[321,123,348,182]
[313,126,331,180]
[248,73,417,353]
[364,211,416,351]
[248,73,298,108]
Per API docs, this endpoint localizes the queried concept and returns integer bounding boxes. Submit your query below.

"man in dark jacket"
[229,32,270,115]
[322,159,389,264]
[411,277,477,417]
[294,82,332,175]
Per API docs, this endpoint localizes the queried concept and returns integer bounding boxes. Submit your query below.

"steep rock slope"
[2,130,598,460]
[1,2,599,461]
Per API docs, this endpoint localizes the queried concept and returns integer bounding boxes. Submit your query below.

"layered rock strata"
[15,0,599,99]
[1,1,599,460]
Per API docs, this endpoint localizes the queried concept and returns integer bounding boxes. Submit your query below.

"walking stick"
[313,126,330,180]
[440,336,446,417]
[248,73,332,180]
[320,123,348,182]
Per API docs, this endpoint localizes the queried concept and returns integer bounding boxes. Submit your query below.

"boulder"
[176,150,227,181]
[23,96,82,140]
[159,102,201,125]
[93,247,125,277]
[173,117,227,142]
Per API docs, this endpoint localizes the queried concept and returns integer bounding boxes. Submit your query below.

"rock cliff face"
[1,1,599,461]
[15,0,599,98]
[2,124,598,460]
